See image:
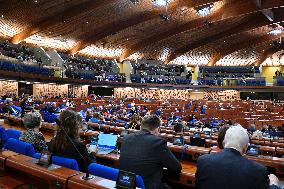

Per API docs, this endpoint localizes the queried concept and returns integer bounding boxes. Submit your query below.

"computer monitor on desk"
[189,133,205,147]
[97,133,118,155]
[246,145,260,156]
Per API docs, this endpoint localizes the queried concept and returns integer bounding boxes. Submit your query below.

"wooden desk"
[95,152,197,187]
[0,150,19,170]
[67,173,109,189]
[5,154,80,189]
[247,155,284,174]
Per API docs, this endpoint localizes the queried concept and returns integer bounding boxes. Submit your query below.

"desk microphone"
[55,119,94,180]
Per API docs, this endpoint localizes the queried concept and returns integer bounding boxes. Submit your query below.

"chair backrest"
[5,138,35,157]
[0,126,8,148]
[33,153,79,171]
[6,128,22,140]
[88,163,145,189]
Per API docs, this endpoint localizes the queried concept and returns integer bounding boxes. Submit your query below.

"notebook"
[97,133,118,155]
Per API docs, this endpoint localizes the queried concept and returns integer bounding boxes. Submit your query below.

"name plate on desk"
[26,159,61,171]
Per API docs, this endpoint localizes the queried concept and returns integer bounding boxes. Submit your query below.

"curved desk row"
[0,150,120,189]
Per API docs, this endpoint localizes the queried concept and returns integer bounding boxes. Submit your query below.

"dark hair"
[217,125,230,149]
[174,123,184,134]
[50,110,82,152]
[141,115,161,131]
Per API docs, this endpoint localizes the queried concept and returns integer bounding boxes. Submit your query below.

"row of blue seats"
[199,79,266,86]
[0,127,145,188]
[0,60,51,76]
[200,66,260,73]
[43,111,59,123]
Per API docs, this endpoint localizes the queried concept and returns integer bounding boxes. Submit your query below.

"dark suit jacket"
[48,139,95,172]
[119,129,182,189]
[2,105,16,114]
[195,148,279,189]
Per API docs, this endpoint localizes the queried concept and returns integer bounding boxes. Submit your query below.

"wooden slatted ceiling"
[0,0,284,66]
[119,0,284,62]
[262,50,284,66]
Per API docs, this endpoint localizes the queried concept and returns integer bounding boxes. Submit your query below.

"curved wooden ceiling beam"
[119,0,284,62]
[209,33,284,66]
[10,0,116,44]
[255,46,284,66]
[166,8,284,63]
[68,0,221,55]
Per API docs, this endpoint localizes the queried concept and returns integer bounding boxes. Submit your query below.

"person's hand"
[269,174,279,186]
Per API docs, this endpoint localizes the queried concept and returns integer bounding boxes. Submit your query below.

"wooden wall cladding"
[114,88,191,100]
[0,81,18,97]
[33,84,68,98]
[203,90,240,101]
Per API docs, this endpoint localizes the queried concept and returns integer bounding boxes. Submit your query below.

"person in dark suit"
[195,125,279,189]
[119,115,181,189]
[2,98,19,115]
[48,110,95,172]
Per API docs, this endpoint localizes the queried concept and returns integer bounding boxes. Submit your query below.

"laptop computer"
[96,133,118,155]
[246,145,260,156]
[173,136,184,146]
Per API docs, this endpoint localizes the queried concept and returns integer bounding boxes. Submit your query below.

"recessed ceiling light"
[195,4,214,17]
[268,29,283,35]
[34,0,38,3]
[86,21,89,24]
[152,0,170,7]
[1,15,4,18]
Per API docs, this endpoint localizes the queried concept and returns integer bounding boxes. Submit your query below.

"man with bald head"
[195,125,279,189]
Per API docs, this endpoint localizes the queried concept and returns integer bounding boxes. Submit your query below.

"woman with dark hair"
[211,125,230,152]
[48,110,95,172]
[20,112,47,152]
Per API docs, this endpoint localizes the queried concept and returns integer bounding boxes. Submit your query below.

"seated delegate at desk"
[2,98,20,115]
[119,115,181,189]
[48,110,95,172]
[196,125,280,189]
[19,112,48,152]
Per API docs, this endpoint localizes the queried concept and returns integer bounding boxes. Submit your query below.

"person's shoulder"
[245,157,267,172]
[197,152,218,164]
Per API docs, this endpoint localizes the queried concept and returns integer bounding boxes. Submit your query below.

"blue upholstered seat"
[88,163,145,189]
[6,128,22,140]
[4,138,35,157]
[33,153,79,171]
[0,126,8,148]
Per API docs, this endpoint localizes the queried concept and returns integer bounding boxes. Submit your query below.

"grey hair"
[224,125,249,154]
[23,112,42,129]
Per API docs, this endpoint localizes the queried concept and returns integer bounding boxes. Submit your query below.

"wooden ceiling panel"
[0,0,284,65]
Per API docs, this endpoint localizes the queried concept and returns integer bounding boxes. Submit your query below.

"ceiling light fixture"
[152,0,170,7]
[195,4,214,17]
[130,0,139,5]
[268,29,283,35]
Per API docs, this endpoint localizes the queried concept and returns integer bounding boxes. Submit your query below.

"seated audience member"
[19,112,47,152]
[2,98,19,115]
[211,125,230,152]
[89,113,101,123]
[119,115,181,189]
[47,102,59,114]
[196,125,279,189]
[173,123,184,135]
[48,110,95,172]
[252,130,263,139]
[247,124,257,134]
[129,113,142,130]
[85,109,93,122]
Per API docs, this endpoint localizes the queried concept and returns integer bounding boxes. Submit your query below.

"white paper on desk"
[96,179,141,189]
[96,180,116,188]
